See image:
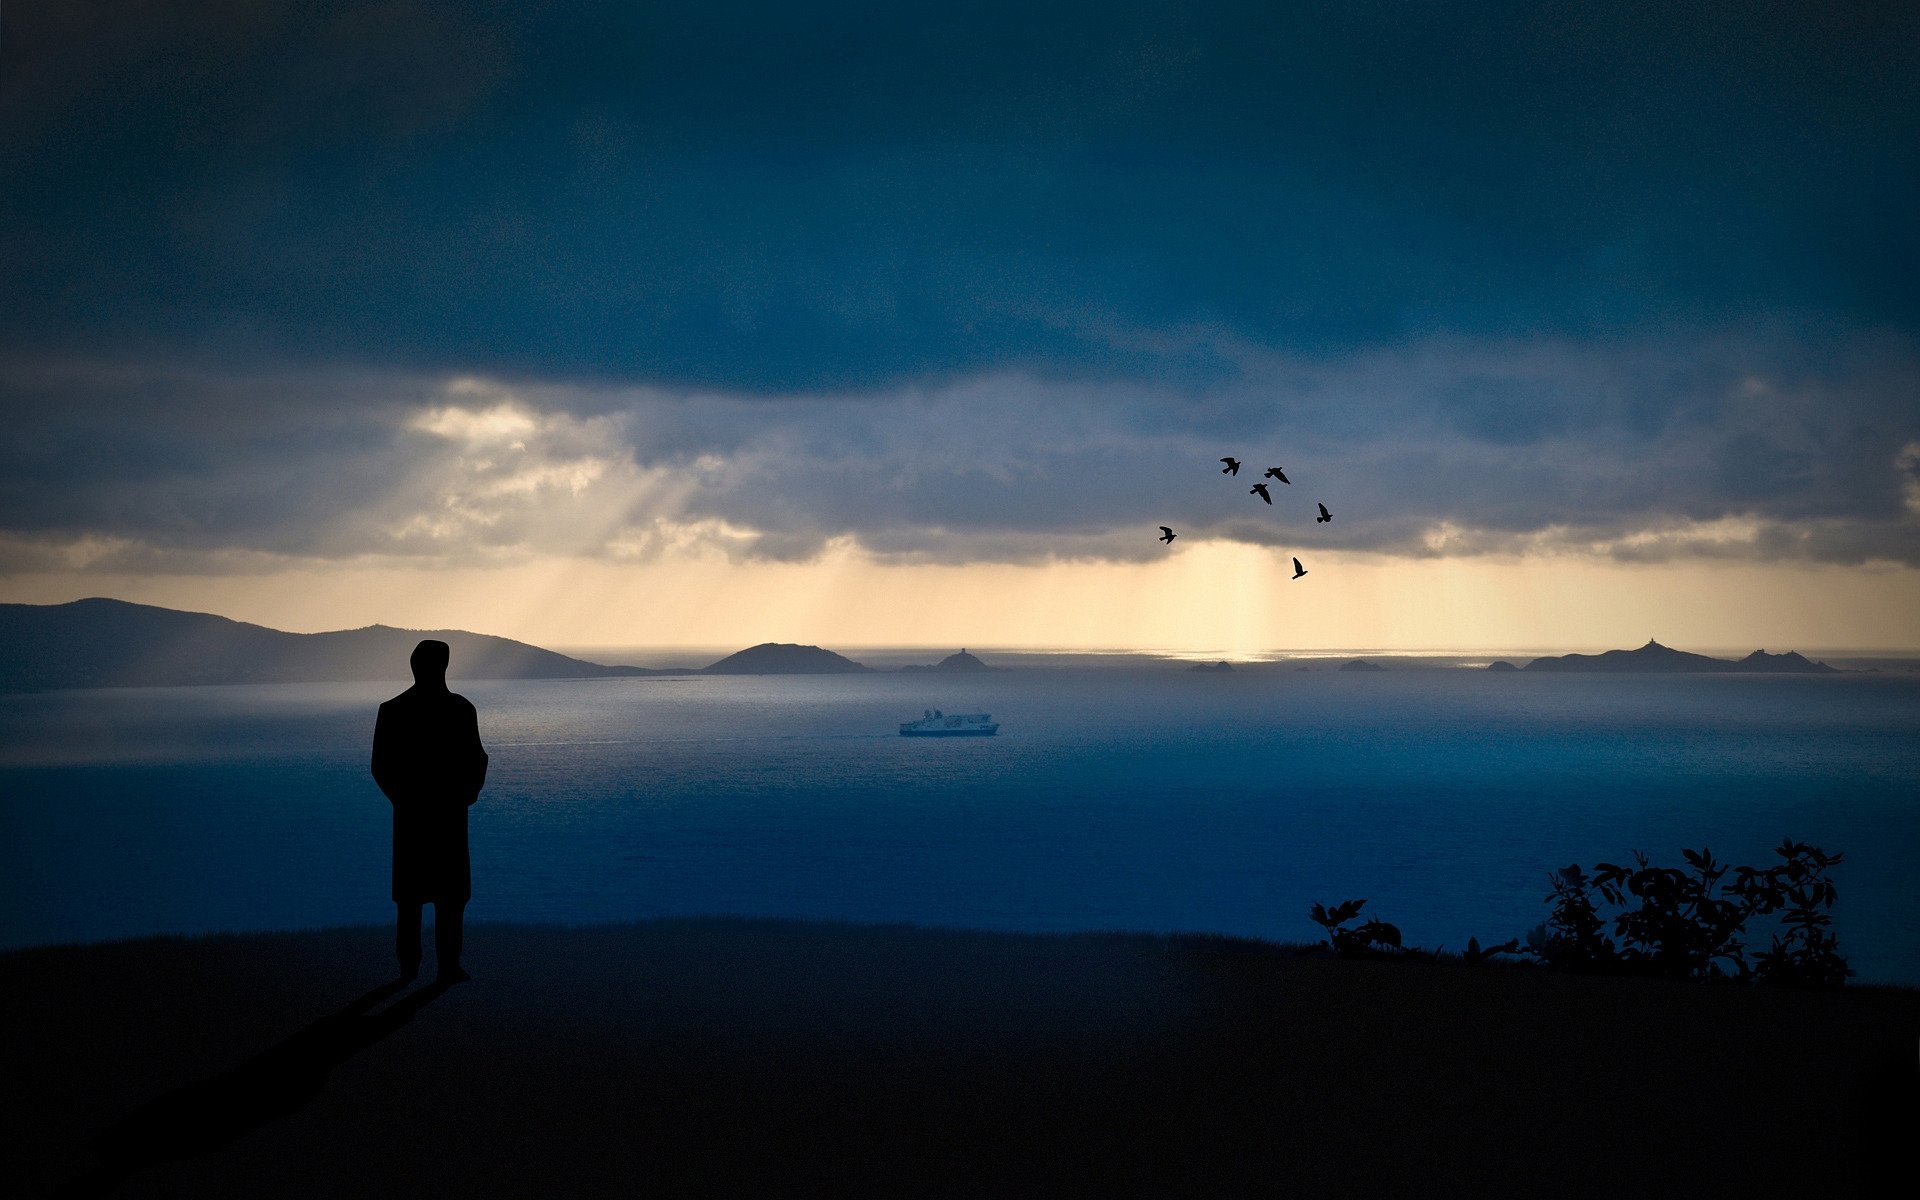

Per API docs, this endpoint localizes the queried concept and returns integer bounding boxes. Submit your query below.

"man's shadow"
[61,976,461,1198]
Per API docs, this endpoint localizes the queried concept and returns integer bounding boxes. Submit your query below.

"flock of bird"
[1157,456,1330,581]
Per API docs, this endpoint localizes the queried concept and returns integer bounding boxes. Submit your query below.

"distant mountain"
[1187,660,1234,673]
[1338,660,1383,672]
[0,598,664,691]
[1736,649,1836,673]
[702,642,870,674]
[1485,660,1520,672]
[1524,640,1837,673]
[901,649,991,672]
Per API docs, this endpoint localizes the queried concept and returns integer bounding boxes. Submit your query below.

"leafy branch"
[1309,899,1405,958]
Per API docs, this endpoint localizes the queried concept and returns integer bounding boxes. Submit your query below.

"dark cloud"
[2,1,1916,388]
[1,3,1915,573]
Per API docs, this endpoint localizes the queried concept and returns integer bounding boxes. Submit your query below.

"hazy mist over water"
[559,645,1920,672]
[3,667,1916,984]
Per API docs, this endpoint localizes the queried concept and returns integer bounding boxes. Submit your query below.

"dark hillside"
[0,598,660,690]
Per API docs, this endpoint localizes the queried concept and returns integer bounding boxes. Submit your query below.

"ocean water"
[2,668,1916,984]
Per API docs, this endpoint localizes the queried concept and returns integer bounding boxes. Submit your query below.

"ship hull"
[899,727,998,737]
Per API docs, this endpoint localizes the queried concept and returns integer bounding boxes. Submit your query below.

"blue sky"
[1,2,1916,646]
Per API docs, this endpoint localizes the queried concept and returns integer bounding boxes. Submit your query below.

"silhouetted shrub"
[1750,842,1850,987]
[1600,848,1757,979]
[1524,864,1619,972]
[1309,899,1404,958]
[1522,840,1848,985]
[1318,840,1847,986]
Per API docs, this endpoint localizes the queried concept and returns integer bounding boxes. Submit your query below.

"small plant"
[1313,839,1847,987]
[1309,899,1404,958]
[1520,840,1848,986]
[1593,847,1757,980]
[1524,864,1618,972]
[1750,841,1850,987]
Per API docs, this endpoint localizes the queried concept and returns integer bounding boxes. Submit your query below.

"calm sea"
[2,667,1916,983]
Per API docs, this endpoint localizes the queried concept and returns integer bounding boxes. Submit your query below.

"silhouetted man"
[371,640,488,984]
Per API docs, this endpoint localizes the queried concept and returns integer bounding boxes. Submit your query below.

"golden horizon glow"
[3,540,1918,656]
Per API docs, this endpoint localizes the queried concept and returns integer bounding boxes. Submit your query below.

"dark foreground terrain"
[5,920,1914,1197]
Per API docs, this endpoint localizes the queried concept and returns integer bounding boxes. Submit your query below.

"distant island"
[1338,660,1383,672]
[1485,660,1520,672]
[901,649,991,672]
[1524,640,1838,674]
[1187,660,1234,673]
[703,643,870,674]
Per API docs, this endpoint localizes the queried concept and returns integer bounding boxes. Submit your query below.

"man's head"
[410,639,451,686]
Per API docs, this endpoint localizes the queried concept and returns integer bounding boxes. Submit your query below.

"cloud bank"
[0,2,1914,577]
[3,330,1915,574]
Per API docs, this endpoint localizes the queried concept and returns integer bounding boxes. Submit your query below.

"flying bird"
[1291,557,1308,579]
[1250,483,1272,504]
[1220,457,1241,476]
[1317,503,1332,523]
[1159,526,1177,544]
[1264,467,1290,484]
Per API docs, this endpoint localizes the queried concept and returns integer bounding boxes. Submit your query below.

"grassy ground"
[5,919,1914,1197]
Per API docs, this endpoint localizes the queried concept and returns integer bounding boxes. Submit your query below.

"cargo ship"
[899,709,998,737]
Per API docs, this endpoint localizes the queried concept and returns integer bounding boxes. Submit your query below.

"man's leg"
[396,902,423,981]
[434,900,468,982]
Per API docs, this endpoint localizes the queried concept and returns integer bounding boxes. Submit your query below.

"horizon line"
[10,595,1919,659]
